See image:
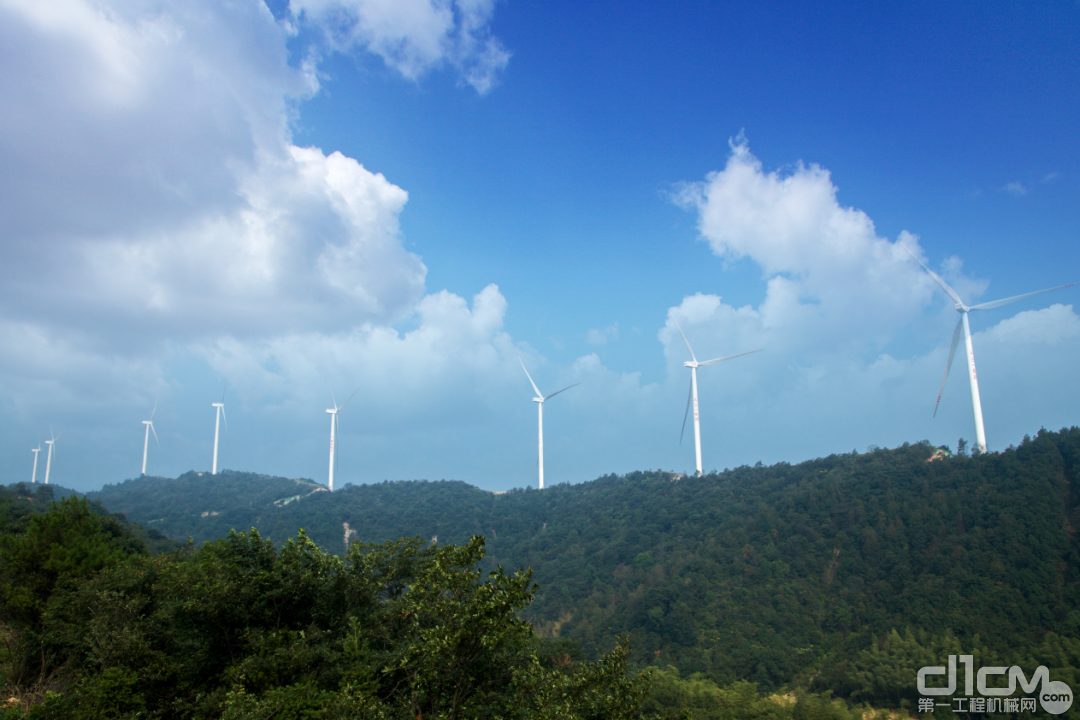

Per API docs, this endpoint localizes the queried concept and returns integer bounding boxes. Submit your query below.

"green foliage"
[3,526,649,718]
[176,427,1075,708]
[0,495,147,630]
[32,426,1080,715]
[641,666,890,720]
[87,470,327,542]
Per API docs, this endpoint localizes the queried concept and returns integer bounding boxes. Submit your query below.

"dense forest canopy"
[0,493,652,718]
[5,427,1079,717]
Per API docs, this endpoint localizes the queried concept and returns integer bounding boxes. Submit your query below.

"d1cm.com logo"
[918,654,1073,714]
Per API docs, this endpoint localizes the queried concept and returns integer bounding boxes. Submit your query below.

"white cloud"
[289,0,510,94]
[1003,181,1028,196]
[660,138,1080,464]
[199,284,519,428]
[980,303,1080,346]
[671,135,949,358]
[0,0,517,488]
[0,0,431,351]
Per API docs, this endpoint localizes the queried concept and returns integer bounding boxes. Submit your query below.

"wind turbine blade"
[678,377,695,444]
[221,384,226,404]
[150,422,161,449]
[698,349,763,366]
[968,283,1078,312]
[670,315,697,363]
[900,243,964,306]
[221,405,228,432]
[544,383,580,401]
[339,387,361,411]
[328,383,338,410]
[519,358,543,398]
[151,395,158,421]
[934,318,964,418]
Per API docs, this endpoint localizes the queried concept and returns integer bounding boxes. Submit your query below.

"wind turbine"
[30,445,41,484]
[901,243,1077,454]
[670,315,761,477]
[211,389,227,475]
[141,399,160,476]
[43,428,60,485]
[326,386,359,491]
[519,359,579,490]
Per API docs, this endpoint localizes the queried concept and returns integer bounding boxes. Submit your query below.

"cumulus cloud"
[199,284,517,426]
[0,0,513,488]
[662,137,1080,462]
[671,134,950,358]
[1003,181,1027,196]
[0,0,432,352]
[289,0,510,93]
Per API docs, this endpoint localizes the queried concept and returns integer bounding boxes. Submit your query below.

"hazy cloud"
[586,323,619,345]
[1003,181,1028,196]
[289,0,510,93]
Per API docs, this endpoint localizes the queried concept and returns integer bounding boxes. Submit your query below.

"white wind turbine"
[141,399,161,476]
[902,243,1077,454]
[31,445,41,484]
[43,428,60,485]
[520,359,579,490]
[671,315,761,477]
[211,389,227,475]
[326,386,359,491]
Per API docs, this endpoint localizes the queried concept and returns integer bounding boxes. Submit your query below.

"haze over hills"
[83,427,1080,710]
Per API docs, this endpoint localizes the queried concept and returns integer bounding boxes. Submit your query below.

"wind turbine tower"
[901,243,1076,454]
[670,315,761,477]
[141,400,160,477]
[326,387,359,491]
[520,359,579,489]
[43,430,58,485]
[211,392,227,475]
[31,446,41,484]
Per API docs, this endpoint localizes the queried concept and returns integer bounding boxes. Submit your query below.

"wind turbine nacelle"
[532,397,544,403]
[683,361,697,368]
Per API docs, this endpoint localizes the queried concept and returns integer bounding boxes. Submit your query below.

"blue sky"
[2,0,1078,493]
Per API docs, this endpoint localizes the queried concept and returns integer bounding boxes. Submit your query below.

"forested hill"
[1,482,178,555]
[84,429,1080,709]
[88,469,326,541]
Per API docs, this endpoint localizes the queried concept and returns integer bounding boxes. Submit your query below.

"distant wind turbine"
[31,445,41,484]
[326,386,359,491]
[901,243,1077,454]
[670,315,761,477]
[211,388,227,475]
[141,399,161,476]
[520,358,579,490]
[43,428,60,485]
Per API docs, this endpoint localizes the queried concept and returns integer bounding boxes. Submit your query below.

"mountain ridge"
[80,427,1080,708]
